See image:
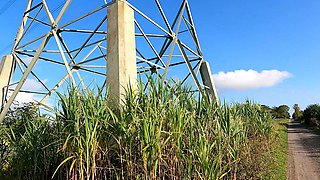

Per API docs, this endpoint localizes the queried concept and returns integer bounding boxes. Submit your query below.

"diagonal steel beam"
[56,33,87,91]
[19,5,44,48]
[55,0,72,24]
[0,33,51,122]
[126,1,171,36]
[185,1,202,56]
[134,20,165,67]
[14,54,50,92]
[42,0,76,86]
[154,0,173,34]
[13,0,34,51]
[73,15,108,59]
[177,39,203,96]
[162,0,186,81]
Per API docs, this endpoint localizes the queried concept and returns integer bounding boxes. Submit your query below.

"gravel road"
[288,122,320,180]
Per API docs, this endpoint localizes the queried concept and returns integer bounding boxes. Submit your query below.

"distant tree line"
[261,105,290,119]
[260,103,320,126]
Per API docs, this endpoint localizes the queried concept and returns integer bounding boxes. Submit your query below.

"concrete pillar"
[200,60,219,102]
[0,55,14,108]
[107,0,137,105]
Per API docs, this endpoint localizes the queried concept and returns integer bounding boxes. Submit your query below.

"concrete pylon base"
[0,55,14,108]
[107,1,137,106]
[200,60,218,102]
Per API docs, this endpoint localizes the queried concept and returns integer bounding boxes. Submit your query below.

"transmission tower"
[0,0,218,122]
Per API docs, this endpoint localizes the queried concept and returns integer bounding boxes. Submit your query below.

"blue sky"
[1,0,320,111]
[191,0,320,111]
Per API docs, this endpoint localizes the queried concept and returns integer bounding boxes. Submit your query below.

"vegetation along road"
[288,121,320,180]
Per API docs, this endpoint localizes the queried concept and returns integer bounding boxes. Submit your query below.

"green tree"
[272,105,290,119]
[292,104,302,121]
[260,104,290,119]
[260,105,272,113]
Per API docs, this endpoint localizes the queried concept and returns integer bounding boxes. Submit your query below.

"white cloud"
[14,92,37,105]
[212,69,292,90]
[21,78,43,91]
[8,78,46,105]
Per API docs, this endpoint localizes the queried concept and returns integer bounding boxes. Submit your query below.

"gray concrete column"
[0,55,14,108]
[200,60,219,102]
[107,0,137,105]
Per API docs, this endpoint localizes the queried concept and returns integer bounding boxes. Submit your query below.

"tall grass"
[0,77,275,179]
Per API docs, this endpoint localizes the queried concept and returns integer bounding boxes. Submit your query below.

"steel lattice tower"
[0,0,218,121]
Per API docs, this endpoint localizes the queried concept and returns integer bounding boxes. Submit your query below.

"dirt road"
[288,122,320,180]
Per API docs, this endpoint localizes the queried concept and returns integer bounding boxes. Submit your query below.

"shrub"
[302,104,320,125]
[0,103,64,179]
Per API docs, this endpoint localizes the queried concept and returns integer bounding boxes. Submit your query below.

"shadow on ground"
[288,122,320,163]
